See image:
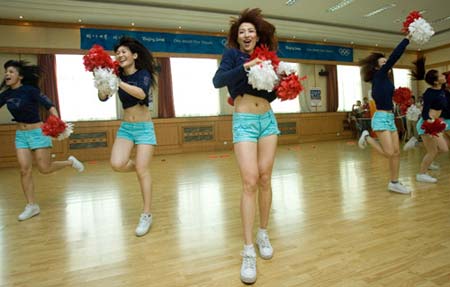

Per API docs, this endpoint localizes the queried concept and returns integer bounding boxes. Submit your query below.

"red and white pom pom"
[247,60,279,92]
[421,118,447,137]
[42,115,73,140]
[93,67,119,96]
[248,45,280,70]
[276,74,306,101]
[402,11,434,45]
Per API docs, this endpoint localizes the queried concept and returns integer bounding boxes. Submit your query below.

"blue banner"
[80,28,353,62]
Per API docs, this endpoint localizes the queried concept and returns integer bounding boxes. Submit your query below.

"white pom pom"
[56,123,73,141]
[277,62,297,76]
[93,67,119,96]
[247,60,279,92]
[409,18,435,45]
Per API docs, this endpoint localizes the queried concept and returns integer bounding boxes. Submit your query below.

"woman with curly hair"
[213,8,279,284]
[98,36,158,237]
[358,36,411,194]
[0,60,84,221]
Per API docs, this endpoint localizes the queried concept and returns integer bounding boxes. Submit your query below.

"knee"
[37,166,52,174]
[110,159,125,172]
[135,164,150,178]
[19,166,32,177]
[242,174,259,193]
[259,172,272,189]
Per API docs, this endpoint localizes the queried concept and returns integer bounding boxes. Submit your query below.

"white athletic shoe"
[68,156,84,172]
[428,162,440,171]
[416,173,437,183]
[18,203,40,221]
[256,229,273,260]
[403,137,418,151]
[358,130,369,149]
[388,182,410,194]
[135,213,152,237]
[240,247,257,284]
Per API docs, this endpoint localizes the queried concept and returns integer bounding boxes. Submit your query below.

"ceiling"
[0,0,449,50]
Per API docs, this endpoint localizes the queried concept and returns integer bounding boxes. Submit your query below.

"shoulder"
[222,48,242,58]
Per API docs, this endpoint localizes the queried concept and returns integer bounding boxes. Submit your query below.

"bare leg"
[34,148,72,174]
[134,144,154,213]
[16,149,35,203]
[110,138,135,172]
[257,135,277,229]
[234,141,258,245]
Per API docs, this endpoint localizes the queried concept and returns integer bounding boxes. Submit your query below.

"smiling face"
[115,45,137,74]
[237,22,259,54]
[4,66,22,89]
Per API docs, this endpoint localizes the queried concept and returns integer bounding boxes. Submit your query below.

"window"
[393,68,412,89]
[56,55,118,121]
[337,65,363,111]
[170,58,220,117]
[271,62,301,113]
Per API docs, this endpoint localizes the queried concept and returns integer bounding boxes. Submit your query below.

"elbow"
[212,77,222,89]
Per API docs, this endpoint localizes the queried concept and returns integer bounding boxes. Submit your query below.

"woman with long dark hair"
[98,36,158,237]
[213,8,279,284]
[358,36,411,194]
[0,60,84,221]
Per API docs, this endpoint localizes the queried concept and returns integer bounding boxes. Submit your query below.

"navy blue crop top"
[371,38,410,111]
[118,69,152,109]
[0,85,54,123]
[441,90,450,119]
[421,88,448,120]
[213,48,277,103]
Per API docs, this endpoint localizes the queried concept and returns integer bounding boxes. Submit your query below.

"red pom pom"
[227,97,234,106]
[42,115,67,138]
[83,44,119,75]
[276,74,306,101]
[393,87,412,106]
[248,45,280,70]
[421,118,447,136]
[446,72,450,85]
[402,11,422,34]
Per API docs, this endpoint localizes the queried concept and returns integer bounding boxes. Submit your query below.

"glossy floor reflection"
[1,140,449,286]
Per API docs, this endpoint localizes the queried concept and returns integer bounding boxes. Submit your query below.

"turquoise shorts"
[15,128,52,150]
[444,119,450,131]
[116,121,157,145]
[232,110,280,143]
[371,111,397,132]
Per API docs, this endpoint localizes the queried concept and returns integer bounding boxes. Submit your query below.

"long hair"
[411,56,439,86]
[114,36,158,88]
[1,60,41,89]
[227,8,278,51]
[359,53,384,82]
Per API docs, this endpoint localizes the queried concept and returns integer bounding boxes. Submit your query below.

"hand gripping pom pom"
[83,45,120,96]
[42,115,74,140]
[421,118,447,137]
[402,11,434,45]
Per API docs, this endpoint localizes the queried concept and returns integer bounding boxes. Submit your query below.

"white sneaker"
[416,173,437,183]
[428,162,440,171]
[18,203,40,221]
[256,229,273,260]
[68,156,84,172]
[240,247,257,284]
[135,213,152,237]
[358,130,369,149]
[388,182,410,194]
[403,137,418,151]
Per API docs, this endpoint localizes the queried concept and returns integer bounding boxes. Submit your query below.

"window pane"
[337,65,363,112]
[170,58,219,117]
[56,54,118,121]
[271,62,301,113]
[393,68,412,89]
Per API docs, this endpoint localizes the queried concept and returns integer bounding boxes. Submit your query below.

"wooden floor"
[1,140,450,287]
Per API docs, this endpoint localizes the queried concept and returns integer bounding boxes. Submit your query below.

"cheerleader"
[0,60,84,221]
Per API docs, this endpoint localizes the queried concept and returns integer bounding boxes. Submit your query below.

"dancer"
[98,37,158,237]
[213,8,279,284]
[403,96,422,150]
[0,60,84,221]
[358,36,411,194]
[413,66,448,183]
